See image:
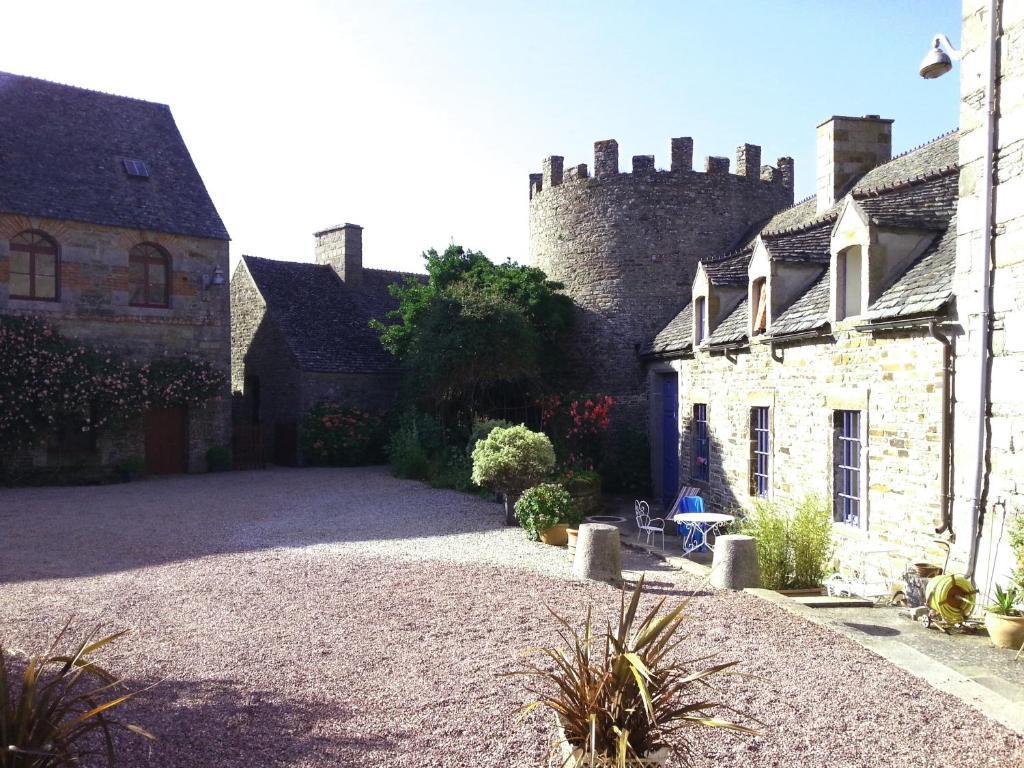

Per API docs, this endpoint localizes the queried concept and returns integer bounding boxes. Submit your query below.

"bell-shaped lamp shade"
[920,41,953,79]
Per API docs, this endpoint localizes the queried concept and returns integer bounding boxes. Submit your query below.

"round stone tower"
[528,138,794,423]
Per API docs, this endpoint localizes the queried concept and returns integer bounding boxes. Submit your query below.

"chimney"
[816,115,893,213]
[314,223,363,286]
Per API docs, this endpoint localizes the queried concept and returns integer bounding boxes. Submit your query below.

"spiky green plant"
[986,584,1021,617]
[1,622,154,767]
[508,576,755,766]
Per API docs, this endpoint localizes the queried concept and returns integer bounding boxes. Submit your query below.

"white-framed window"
[750,406,770,497]
[836,246,863,321]
[833,409,866,527]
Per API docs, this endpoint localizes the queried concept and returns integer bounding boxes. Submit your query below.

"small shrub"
[790,495,833,588]
[514,483,579,541]
[428,447,474,491]
[739,495,834,590]
[115,455,147,482]
[1009,515,1024,588]
[471,425,556,525]
[466,418,512,457]
[301,404,387,466]
[1,621,154,766]
[507,576,754,764]
[206,445,231,473]
[388,411,444,480]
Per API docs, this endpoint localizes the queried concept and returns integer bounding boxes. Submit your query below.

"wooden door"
[144,407,188,474]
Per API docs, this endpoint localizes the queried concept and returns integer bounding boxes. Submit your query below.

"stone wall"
[954,0,1024,594]
[648,324,954,573]
[0,213,231,472]
[529,139,794,426]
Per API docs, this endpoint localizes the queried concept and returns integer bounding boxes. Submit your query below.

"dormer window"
[694,296,706,344]
[836,245,863,320]
[751,277,767,335]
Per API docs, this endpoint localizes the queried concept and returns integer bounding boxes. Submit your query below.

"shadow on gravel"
[120,678,397,767]
[0,466,506,584]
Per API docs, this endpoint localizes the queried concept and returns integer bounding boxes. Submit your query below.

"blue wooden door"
[661,374,680,504]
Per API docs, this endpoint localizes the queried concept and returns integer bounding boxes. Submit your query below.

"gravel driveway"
[1,466,1021,767]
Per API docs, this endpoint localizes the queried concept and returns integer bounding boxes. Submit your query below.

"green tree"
[372,245,574,421]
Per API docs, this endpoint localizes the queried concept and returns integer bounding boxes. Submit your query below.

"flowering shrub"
[537,393,614,468]
[514,482,580,541]
[471,425,556,525]
[300,403,387,466]
[0,316,224,454]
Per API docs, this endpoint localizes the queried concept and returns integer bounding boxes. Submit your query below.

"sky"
[2,1,961,274]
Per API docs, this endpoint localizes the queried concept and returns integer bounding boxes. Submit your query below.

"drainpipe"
[965,0,1000,583]
[928,320,954,536]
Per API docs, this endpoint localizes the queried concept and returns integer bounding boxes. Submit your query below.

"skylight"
[123,159,150,178]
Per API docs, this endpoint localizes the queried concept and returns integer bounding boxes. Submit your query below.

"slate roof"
[0,71,228,240]
[865,218,956,322]
[643,129,961,357]
[706,296,749,346]
[769,268,831,337]
[242,256,424,374]
[703,252,749,286]
[763,223,831,264]
[646,301,694,357]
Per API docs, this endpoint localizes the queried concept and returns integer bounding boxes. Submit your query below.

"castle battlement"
[529,138,794,199]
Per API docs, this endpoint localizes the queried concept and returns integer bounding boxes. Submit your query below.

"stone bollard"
[573,523,622,585]
[710,535,760,590]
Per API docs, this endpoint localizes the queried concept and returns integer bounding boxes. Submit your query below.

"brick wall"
[954,0,1024,593]
[529,140,793,426]
[0,213,230,472]
[649,325,954,573]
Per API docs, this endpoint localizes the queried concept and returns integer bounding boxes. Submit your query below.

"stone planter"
[984,611,1024,650]
[540,523,569,546]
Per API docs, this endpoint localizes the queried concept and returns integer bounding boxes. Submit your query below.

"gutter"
[929,320,955,536]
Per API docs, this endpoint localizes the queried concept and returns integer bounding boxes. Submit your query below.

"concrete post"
[710,534,761,590]
[572,523,622,585]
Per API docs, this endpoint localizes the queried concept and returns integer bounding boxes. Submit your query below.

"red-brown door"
[144,407,188,474]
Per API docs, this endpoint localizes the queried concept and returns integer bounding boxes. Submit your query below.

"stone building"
[642,121,961,573]
[0,71,231,474]
[951,0,1024,596]
[528,138,795,424]
[230,224,421,465]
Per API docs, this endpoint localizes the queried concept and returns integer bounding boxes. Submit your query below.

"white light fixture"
[919,34,961,79]
[203,266,226,291]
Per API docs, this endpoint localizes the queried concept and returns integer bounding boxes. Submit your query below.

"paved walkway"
[1,467,1022,767]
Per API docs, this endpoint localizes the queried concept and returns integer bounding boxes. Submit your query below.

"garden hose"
[925,574,977,624]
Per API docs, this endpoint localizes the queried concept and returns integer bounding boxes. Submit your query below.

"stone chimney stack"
[816,115,893,214]
[315,223,363,286]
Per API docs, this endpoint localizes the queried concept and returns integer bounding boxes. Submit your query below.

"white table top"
[671,512,735,524]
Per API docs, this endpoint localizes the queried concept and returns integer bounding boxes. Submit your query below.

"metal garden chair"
[634,499,666,550]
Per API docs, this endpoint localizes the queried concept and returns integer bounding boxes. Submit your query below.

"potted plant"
[514,483,582,545]
[984,584,1024,650]
[471,425,556,526]
[507,576,755,765]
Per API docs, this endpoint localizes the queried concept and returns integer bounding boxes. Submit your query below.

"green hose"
[925,574,977,624]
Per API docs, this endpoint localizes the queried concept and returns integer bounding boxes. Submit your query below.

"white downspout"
[965,0,999,583]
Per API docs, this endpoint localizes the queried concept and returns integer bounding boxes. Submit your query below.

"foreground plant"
[1,622,154,767]
[508,576,755,766]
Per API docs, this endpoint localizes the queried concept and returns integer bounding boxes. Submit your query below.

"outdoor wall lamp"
[202,266,226,291]
[919,34,961,79]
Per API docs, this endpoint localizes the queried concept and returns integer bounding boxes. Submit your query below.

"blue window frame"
[834,410,863,526]
[692,404,709,482]
[750,406,769,497]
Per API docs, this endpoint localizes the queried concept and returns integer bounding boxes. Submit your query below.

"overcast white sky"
[2,1,960,274]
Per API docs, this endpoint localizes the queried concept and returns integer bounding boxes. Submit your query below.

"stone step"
[790,595,875,608]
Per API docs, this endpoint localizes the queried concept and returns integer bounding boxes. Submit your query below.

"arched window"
[129,243,170,307]
[694,296,706,345]
[9,230,59,300]
[837,246,863,321]
[751,277,767,336]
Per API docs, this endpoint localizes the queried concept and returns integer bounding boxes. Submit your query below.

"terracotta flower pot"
[984,611,1024,650]
[540,523,569,546]
[566,527,579,554]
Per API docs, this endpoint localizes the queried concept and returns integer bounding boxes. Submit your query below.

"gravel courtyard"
[1,466,1021,767]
